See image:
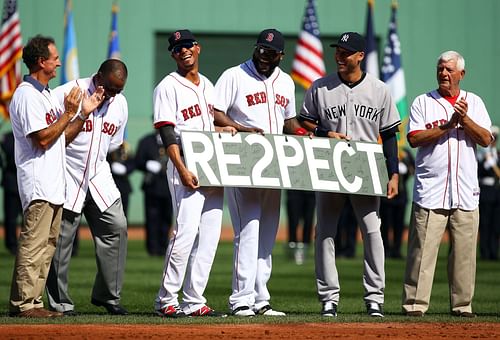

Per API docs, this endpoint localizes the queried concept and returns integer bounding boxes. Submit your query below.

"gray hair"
[437,51,465,71]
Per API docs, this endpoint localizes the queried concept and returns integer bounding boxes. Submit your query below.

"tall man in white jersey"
[46,59,129,316]
[214,28,305,317]
[299,32,400,318]
[402,51,493,318]
[8,35,103,318]
[153,29,235,318]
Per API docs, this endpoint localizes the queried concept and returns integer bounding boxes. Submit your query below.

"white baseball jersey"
[9,76,66,211]
[52,77,128,213]
[214,59,296,133]
[408,89,492,210]
[300,72,400,142]
[153,71,215,138]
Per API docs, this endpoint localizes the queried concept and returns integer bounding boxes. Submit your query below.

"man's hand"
[81,86,106,117]
[215,125,238,136]
[327,131,350,140]
[179,169,200,189]
[63,87,84,118]
[386,173,399,199]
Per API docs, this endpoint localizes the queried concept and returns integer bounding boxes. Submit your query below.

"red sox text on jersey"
[81,119,120,137]
[245,92,290,109]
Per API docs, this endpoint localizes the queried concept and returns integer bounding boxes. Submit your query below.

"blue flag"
[363,0,379,78]
[61,0,79,84]
[381,1,408,144]
[108,1,120,59]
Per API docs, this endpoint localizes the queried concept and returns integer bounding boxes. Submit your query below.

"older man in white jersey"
[402,51,493,318]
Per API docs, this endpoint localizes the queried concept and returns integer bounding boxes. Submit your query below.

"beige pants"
[9,201,63,313]
[402,203,479,315]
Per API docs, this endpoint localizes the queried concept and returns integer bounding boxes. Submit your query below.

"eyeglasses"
[255,45,282,60]
[172,41,198,54]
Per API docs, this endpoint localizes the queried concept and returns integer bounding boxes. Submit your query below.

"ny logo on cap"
[266,33,274,42]
[341,34,349,42]
[174,31,181,41]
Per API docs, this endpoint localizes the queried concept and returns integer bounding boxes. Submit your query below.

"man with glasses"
[214,28,303,316]
[153,29,235,318]
[46,59,130,316]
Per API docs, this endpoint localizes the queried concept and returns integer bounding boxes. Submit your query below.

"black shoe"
[63,310,78,316]
[91,299,128,315]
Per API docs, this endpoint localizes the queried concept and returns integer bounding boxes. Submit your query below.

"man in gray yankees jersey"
[298,32,400,317]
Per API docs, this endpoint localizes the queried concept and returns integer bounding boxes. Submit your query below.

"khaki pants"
[9,201,63,313]
[402,204,478,314]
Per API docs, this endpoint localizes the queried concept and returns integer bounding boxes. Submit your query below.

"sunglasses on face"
[172,41,198,54]
[255,46,282,60]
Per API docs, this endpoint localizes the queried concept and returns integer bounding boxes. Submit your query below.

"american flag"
[108,1,120,59]
[291,0,325,89]
[0,0,22,120]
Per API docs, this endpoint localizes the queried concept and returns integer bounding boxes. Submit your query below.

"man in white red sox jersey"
[402,51,493,318]
[153,30,235,318]
[46,59,129,316]
[8,35,103,318]
[214,29,305,317]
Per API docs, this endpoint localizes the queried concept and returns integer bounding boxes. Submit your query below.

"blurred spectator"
[135,130,173,256]
[285,190,315,265]
[107,141,135,218]
[335,200,358,258]
[477,125,500,260]
[0,130,22,255]
[380,147,415,259]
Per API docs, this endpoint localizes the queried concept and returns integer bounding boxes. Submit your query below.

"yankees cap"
[168,29,197,51]
[256,29,285,53]
[330,32,365,52]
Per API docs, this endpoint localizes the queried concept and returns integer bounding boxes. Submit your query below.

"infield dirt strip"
[1,323,500,339]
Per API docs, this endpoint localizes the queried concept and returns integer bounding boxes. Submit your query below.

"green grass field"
[0,235,499,324]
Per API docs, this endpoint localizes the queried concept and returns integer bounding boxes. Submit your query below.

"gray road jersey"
[300,72,401,142]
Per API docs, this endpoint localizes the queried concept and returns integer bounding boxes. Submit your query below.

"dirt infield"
[1,322,499,339]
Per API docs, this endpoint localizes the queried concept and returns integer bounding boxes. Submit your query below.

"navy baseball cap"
[256,29,285,53]
[330,32,365,52]
[168,29,197,51]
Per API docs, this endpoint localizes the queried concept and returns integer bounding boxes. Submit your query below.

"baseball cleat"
[366,302,384,317]
[187,305,227,317]
[232,306,255,317]
[254,305,286,316]
[321,301,337,317]
[155,304,186,318]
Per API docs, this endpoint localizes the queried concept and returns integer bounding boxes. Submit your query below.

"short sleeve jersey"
[214,60,296,134]
[153,71,215,140]
[408,89,492,210]
[8,76,66,211]
[299,72,401,142]
[52,77,129,213]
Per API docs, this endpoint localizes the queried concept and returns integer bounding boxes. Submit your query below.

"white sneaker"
[366,302,384,317]
[321,301,337,317]
[254,305,286,316]
[232,306,255,317]
[294,242,305,265]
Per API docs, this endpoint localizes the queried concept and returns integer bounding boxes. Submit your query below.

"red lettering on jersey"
[181,108,189,121]
[102,122,117,136]
[81,119,93,132]
[246,94,255,106]
[425,119,452,130]
[275,94,290,109]
[45,109,57,125]
[194,104,201,117]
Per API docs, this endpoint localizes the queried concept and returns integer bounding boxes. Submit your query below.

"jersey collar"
[23,75,49,93]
